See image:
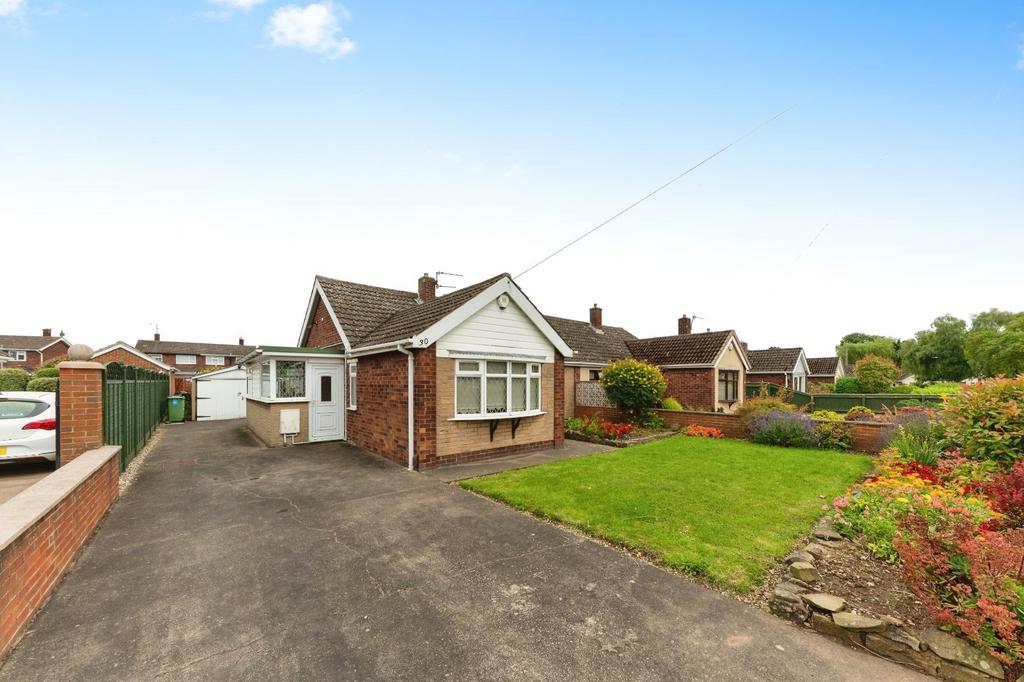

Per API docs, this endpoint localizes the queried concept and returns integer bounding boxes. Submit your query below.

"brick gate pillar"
[58,352,105,465]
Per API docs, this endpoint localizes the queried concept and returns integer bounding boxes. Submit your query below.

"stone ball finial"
[67,344,94,361]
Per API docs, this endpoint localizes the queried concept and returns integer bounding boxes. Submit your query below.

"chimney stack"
[154,332,161,341]
[678,316,692,335]
[418,273,437,302]
[589,304,602,329]
[239,337,245,346]
[42,328,52,337]
[741,341,749,353]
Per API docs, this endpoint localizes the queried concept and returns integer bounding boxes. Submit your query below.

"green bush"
[886,385,914,394]
[33,367,60,378]
[36,355,68,371]
[853,354,901,393]
[810,409,843,421]
[942,376,1024,467]
[0,368,30,391]
[911,382,961,395]
[600,359,666,424]
[834,376,862,393]
[735,396,795,426]
[844,405,876,421]
[26,377,58,392]
[815,421,853,450]
[565,417,584,432]
[660,397,683,411]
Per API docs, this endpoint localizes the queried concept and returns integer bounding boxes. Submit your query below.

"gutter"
[395,343,415,471]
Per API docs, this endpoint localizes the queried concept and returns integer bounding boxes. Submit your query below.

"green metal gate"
[103,363,170,470]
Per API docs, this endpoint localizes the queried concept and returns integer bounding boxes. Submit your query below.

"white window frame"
[246,359,309,404]
[10,350,27,362]
[148,353,163,362]
[176,354,196,365]
[206,355,225,366]
[347,362,357,410]
[453,359,542,420]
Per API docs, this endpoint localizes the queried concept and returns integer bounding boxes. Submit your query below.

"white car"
[0,392,57,463]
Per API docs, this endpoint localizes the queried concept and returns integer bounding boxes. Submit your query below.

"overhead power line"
[514,105,797,280]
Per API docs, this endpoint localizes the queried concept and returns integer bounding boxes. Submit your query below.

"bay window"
[276,361,306,398]
[455,360,542,417]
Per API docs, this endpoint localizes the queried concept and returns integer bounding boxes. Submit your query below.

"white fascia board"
[565,361,608,368]
[298,279,352,352]
[794,349,810,375]
[709,333,751,371]
[190,365,245,382]
[412,277,574,358]
[92,341,177,372]
[39,337,70,352]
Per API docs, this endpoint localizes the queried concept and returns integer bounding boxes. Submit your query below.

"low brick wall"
[575,406,889,454]
[0,446,121,656]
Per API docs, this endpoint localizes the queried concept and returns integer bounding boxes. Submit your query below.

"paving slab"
[0,421,927,681]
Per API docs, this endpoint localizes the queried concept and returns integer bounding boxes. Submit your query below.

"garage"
[191,366,247,421]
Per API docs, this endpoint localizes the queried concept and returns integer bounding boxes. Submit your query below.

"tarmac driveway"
[0,421,924,681]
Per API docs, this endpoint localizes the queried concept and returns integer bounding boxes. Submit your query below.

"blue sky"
[2,1,1022,356]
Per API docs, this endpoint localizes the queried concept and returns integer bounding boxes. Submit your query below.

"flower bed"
[564,415,673,447]
[809,377,1024,679]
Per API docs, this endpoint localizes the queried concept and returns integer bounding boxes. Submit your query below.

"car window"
[0,400,48,419]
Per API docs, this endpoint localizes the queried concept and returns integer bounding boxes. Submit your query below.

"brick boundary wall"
[425,439,557,469]
[57,361,106,464]
[575,406,889,454]
[0,445,121,657]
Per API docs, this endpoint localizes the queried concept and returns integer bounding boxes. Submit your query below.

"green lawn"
[460,436,873,592]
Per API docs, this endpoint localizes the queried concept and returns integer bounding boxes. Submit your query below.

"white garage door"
[194,369,247,421]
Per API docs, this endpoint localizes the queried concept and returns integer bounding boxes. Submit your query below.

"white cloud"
[267,2,355,59]
[209,0,265,9]
[0,0,25,18]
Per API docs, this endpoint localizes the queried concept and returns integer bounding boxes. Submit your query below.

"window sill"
[347,406,357,411]
[449,411,546,422]
[246,396,309,404]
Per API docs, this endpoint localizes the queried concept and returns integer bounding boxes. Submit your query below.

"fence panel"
[103,362,169,470]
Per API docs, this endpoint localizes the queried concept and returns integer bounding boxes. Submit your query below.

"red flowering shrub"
[573,416,633,440]
[683,424,724,438]
[896,512,1024,667]
[985,460,1024,528]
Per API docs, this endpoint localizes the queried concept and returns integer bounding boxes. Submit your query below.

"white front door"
[310,364,343,441]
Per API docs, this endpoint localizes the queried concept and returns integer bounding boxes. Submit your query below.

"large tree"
[964,309,1024,377]
[836,336,900,366]
[900,314,971,381]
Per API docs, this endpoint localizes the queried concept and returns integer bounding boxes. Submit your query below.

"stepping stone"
[833,612,886,632]
[789,561,819,583]
[784,550,814,565]
[917,628,1005,679]
[803,543,827,559]
[801,593,845,613]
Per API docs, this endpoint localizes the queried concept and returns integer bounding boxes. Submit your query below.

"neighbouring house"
[241,272,573,470]
[134,335,256,378]
[91,341,178,375]
[545,305,637,417]
[550,309,750,413]
[0,329,71,372]
[747,347,811,392]
[807,355,845,386]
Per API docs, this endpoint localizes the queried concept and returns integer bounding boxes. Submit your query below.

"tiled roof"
[626,330,737,366]
[807,356,840,376]
[0,335,69,351]
[316,276,420,348]
[355,274,508,348]
[135,340,256,356]
[544,316,636,365]
[748,347,803,373]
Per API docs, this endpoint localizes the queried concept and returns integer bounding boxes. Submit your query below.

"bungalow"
[91,341,178,374]
[242,272,572,470]
[0,330,71,372]
[807,356,845,386]
[134,335,255,377]
[747,347,811,392]
[549,310,750,413]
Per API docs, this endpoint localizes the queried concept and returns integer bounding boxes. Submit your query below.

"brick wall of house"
[0,446,120,657]
[413,349,437,468]
[575,405,888,453]
[749,373,787,387]
[2,339,69,372]
[159,354,240,375]
[663,368,715,411]
[92,348,169,374]
[346,351,409,466]
[245,399,309,446]
[303,294,343,348]
[58,362,105,464]
[554,353,565,447]
[40,340,70,367]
